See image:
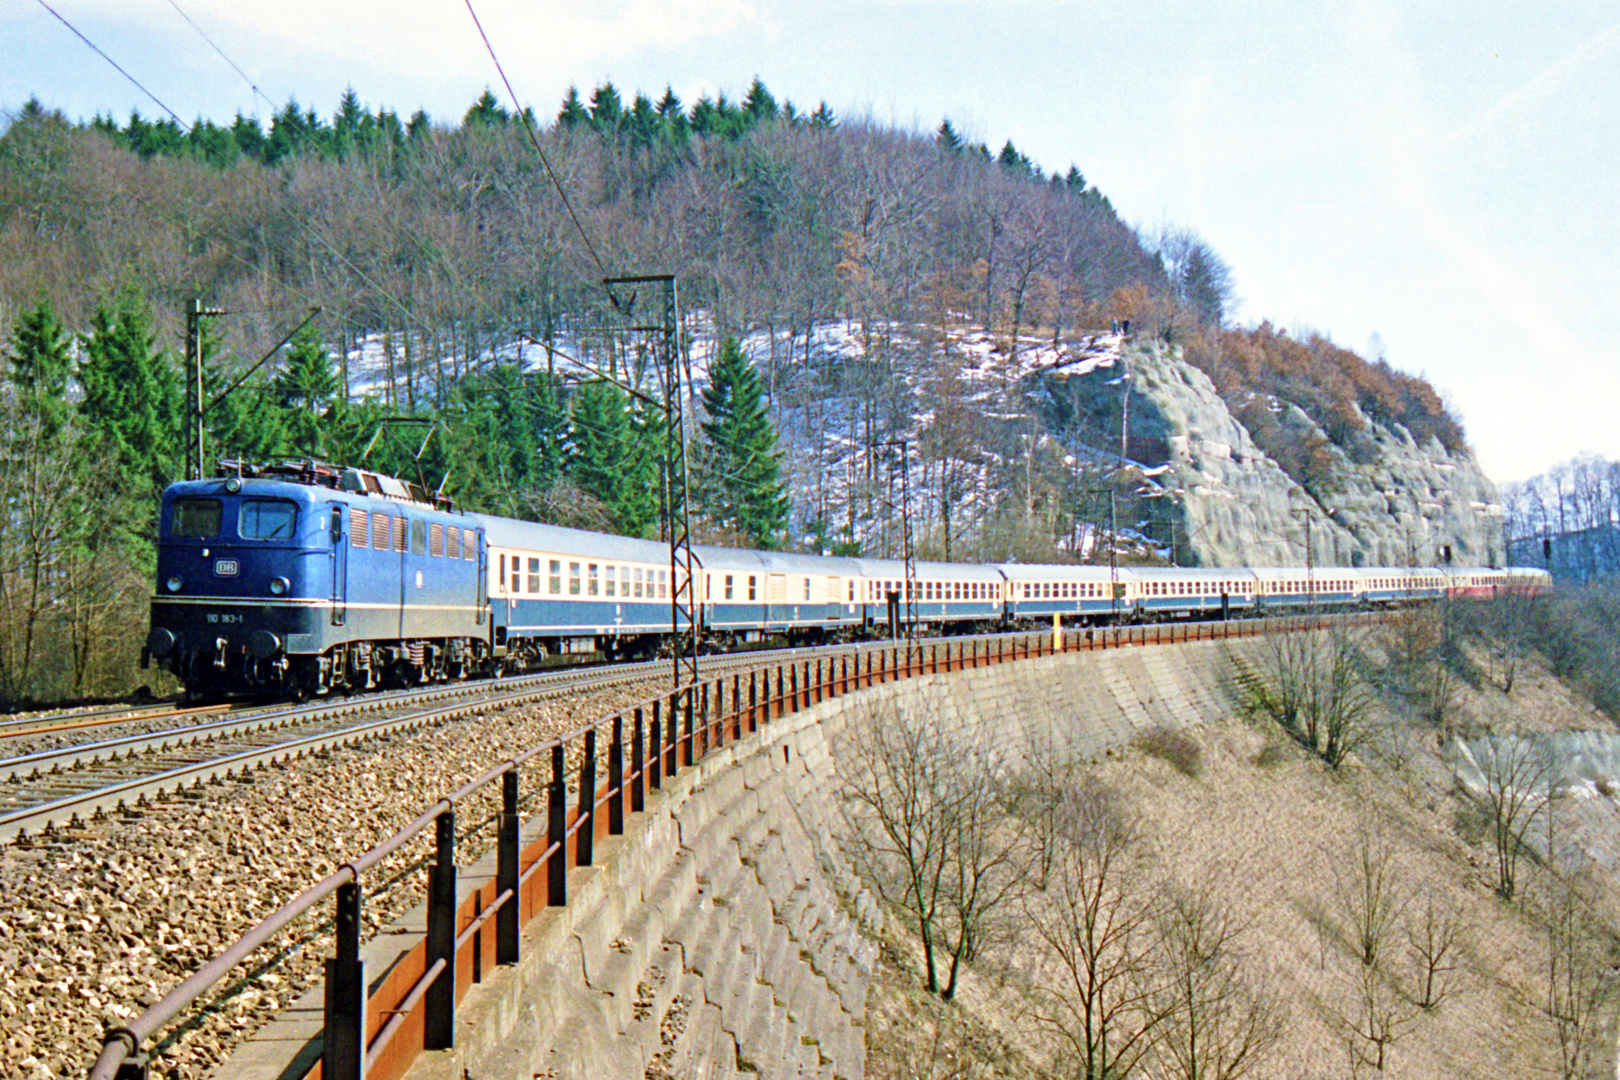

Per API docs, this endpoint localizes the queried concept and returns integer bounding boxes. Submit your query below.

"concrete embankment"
[226,637,1269,1080]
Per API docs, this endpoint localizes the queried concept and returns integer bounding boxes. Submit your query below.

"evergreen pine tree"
[557,87,587,128]
[6,296,73,439]
[936,119,962,153]
[698,337,789,547]
[569,380,657,536]
[78,291,180,503]
[203,322,287,463]
[274,325,340,456]
[743,77,778,122]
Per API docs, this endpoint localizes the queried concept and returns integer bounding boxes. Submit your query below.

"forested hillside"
[0,82,1474,701]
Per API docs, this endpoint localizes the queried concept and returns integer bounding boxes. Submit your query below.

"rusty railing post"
[425,808,455,1050]
[322,880,364,1080]
[702,681,713,751]
[609,715,624,836]
[749,669,758,732]
[632,708,646,812]
[578,727,596,866]
[548,745,567,906]
[789,662,799,712]
[683,688,695,766]
[649,699,663,790]
[498,769,520,964]
[733,672,742,738]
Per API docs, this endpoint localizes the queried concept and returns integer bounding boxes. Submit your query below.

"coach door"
[473,529,487,626]
[328,505,347,626]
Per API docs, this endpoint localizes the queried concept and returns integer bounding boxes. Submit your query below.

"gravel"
[0,676,666,1079]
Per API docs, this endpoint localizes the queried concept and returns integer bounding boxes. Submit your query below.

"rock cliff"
[1037,336,1505,568]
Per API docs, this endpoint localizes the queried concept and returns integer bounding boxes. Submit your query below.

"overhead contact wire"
[461,0,612,285]
[32,0,192,132]
[163,0,276,115]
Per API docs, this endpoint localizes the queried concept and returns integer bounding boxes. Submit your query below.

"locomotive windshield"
[169,498,222,538]
[239,499,299,541]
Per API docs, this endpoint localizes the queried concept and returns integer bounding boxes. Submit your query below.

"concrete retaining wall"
[229,638,1268,1080]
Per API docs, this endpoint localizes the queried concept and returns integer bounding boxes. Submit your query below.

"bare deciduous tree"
[1022,777,1167,1080]
[1405,897,1464,1012]
[1340,960,1419,1076]
[1465,733,1556,901]
[837,697,1030,999]
[1335,829,1408,970]
[1542,863,1617,1079]
[1146,886,1286,1080]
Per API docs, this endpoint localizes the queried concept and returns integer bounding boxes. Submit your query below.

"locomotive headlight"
[165,576,183,592]
[269,576,289,596]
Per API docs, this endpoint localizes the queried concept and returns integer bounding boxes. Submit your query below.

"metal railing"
[87,616,1355,1080]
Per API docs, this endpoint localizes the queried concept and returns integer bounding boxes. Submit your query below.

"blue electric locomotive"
[144,461,488,697]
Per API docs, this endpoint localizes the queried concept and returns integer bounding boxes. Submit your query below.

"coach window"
[527,558,541,593]
[804,577,813,601]
[605,565,617,597]
[658,570,666,598]
[748,575,758,601]
[569,562,581,595]
[724,575,734,600]
[499,554,508,591]
[549,560,562,594]
[620,566,630,597]
[634,568,644,597]
[239,499,298,541]
[585,564,598,596]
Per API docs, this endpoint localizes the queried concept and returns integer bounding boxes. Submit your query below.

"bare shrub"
[1251,743,1287,769]
[1251,625,1379,768]
[837,697,1031,999]
[1381,602,1457,728]
[1132,725,1203,779]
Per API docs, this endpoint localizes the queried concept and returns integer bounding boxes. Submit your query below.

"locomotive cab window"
[169,498,222,538]
[239,499,298,541]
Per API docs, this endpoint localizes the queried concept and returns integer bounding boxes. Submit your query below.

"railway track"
[0,700,234,741]
[0,634,952,846]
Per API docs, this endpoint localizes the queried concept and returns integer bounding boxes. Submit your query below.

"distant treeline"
[0,80,1476,702]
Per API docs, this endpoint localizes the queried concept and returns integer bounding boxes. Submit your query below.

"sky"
[3,0,1617,485]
